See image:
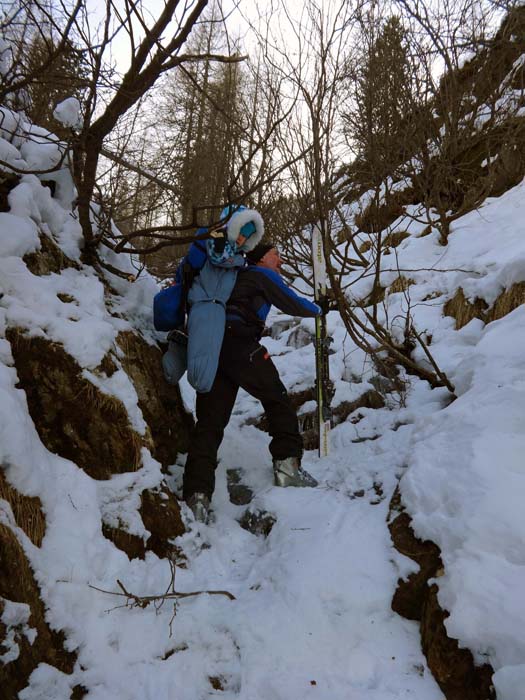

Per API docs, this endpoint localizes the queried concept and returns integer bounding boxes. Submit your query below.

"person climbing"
[183,241,322,523]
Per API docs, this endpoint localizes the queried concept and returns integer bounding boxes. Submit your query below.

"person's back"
[226,263,320,339]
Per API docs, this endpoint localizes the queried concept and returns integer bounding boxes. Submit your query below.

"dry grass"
[422,291,443,301]
[383,231,411,248]
[444,288,488,329]
[80,380,126,415]
[489,281,525,322]
[359,240,373,254]
[7,328,144,479]
[0,469,46,547]
[355,199,404,234]
[389,276,415,294]
[79,380,143,471]
[444,282,525,329]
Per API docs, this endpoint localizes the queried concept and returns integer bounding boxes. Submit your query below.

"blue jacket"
[225,266,321,337]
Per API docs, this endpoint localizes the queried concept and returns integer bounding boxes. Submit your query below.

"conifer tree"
[157,29,245,227]
[345,15,414,186]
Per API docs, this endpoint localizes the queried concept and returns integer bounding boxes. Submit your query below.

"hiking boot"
[273,457,318,488]
[186,492,211,524]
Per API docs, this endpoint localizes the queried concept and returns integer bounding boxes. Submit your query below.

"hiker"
[183,242,322,523]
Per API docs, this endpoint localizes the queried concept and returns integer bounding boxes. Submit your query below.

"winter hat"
[220,204,264,252]
[245,242,275,265]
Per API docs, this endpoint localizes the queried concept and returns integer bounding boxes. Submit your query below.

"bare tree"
[388,0,523,244]
[69,0,247,266]
[0,0,84,109]
[251,0,454,391]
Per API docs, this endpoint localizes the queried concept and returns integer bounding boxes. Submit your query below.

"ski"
[311,223,333,458]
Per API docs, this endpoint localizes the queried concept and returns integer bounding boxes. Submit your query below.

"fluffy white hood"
[225,208,264,252]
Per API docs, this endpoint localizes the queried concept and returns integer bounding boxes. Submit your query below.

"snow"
[1,105,524,700]
[0,600,35,664]
[53,98,83,130]
[0,38,13,76]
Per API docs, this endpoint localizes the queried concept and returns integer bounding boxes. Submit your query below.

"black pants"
[183,333,302,501]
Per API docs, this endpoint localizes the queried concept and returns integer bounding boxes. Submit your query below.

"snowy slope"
[1,102,524,700]
[324,180,525,700]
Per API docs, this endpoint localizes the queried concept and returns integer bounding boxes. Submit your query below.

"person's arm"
[252,267,321,317]
[175,229,208,286]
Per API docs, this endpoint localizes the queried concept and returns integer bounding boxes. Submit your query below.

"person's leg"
[222,339,317,487]
[182,371,238,502]
[221,337,302,460]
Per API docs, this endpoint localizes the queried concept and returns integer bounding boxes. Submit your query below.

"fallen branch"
[88,579,236,607]
[411,325,456,394]
[89,564,235,637]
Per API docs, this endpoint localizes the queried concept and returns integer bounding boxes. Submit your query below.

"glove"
[318,295,337,315]
[318,296,329,315]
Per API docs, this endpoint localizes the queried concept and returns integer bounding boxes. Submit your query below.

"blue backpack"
[153,284,185,332]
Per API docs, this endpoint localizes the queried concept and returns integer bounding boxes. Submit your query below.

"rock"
[117,331,192,468]
[226,469,254,506]
[0,173,21,212]
[286,325,314,349]
[7,328,191,479]
[238,508,276,537]
[266,318,300,339]
[102,484,186,561]
[140,485,186,558]
[388,490,496,699]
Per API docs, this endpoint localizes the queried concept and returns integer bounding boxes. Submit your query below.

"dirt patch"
[140,485,186,559]
[388,491,495,699]
[0,524,76,698]
[102,484,186,561]
[117,331,192,468]
[389,509,442,620]
[0,468,46,547]
[7,329,143,479]
[422,584,495,700]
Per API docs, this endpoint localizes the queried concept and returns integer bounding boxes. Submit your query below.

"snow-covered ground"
[1,105,525,700]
